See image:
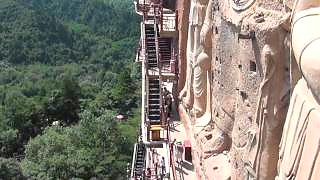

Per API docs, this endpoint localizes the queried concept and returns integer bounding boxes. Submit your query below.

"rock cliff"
[177,0,320,179]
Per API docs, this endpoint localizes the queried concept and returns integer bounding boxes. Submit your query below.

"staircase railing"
[168,126,177,180]
[153,4,163,124]
[130,143,138,179]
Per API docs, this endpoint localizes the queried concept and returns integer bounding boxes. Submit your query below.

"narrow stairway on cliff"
[148,78,161,124]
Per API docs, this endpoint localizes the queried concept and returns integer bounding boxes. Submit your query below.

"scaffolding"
[130,0,178,179]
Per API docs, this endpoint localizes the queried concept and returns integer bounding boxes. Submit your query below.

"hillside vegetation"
[0,0,140,179]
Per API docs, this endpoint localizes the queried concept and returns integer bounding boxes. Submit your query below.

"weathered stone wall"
[177,0,292,179]
[176,0,190,92]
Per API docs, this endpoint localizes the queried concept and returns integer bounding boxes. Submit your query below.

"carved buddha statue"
[179,0,209,109]
[193,0,213,118]
[277,0,320,179]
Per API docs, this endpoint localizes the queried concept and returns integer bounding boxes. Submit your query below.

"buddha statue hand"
[200,22,211,46]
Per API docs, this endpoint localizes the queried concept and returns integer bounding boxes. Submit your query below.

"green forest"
[0,0,140,179]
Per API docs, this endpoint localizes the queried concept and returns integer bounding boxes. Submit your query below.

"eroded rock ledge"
[176,0,320,179]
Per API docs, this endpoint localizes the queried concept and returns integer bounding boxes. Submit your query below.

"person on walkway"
[161,156,166,178]
[146,168,151,179]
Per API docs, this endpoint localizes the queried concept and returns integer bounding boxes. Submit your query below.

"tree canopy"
[0,0,140,178]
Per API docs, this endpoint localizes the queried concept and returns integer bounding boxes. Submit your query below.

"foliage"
[22,111,131,179]
[0,0,140,178]
[0,158,25,180]
[44,73,81,125]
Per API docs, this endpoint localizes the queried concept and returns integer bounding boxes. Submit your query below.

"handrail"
[132,0,179,179]
[167,123,177,180]
[162,13,176,32]
[152,4,164,124]
[130,143,138,179]
[134,1,143,16]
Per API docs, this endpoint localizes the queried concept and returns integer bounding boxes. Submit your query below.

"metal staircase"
[148,78,161,124]
[159,38,171,71]
[132,143,146,178]
[145,24,158,68]
[130,1,178,179]
[146,4,163,125]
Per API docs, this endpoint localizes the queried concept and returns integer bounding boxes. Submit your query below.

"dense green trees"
[0,158,24,179]
[22,111,132,179]
[0,0,140,178]
[45,74,81,125]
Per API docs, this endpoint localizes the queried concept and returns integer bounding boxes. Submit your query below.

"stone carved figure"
[277,0,320,179]
[202,96,235,157]
[198,0,234,156]
[179,0,209,109]
[246,43,289,179]
[193,51,210,115]
[231,0,256,11]
[193,0,214,120]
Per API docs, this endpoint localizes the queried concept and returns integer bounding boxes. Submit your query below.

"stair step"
[149,82,159,84]
[149,112,160,115]
[149,108,160,111]
[149,93,160,97]
[149,83,159,86]
[150,91,160,95]
[149,79,159,82]
[149,99,160,103]
[149,99,160,102]
[149,106,160,110]
[149,80,159,82]
[149,87,160,90]
[149,102,160,106]
[149,116,160,121]
[149,107,160,111]
[148,114,160,117]
[149,110,160,113]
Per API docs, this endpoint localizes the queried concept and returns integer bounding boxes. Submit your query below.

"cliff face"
[177,0,295,179]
